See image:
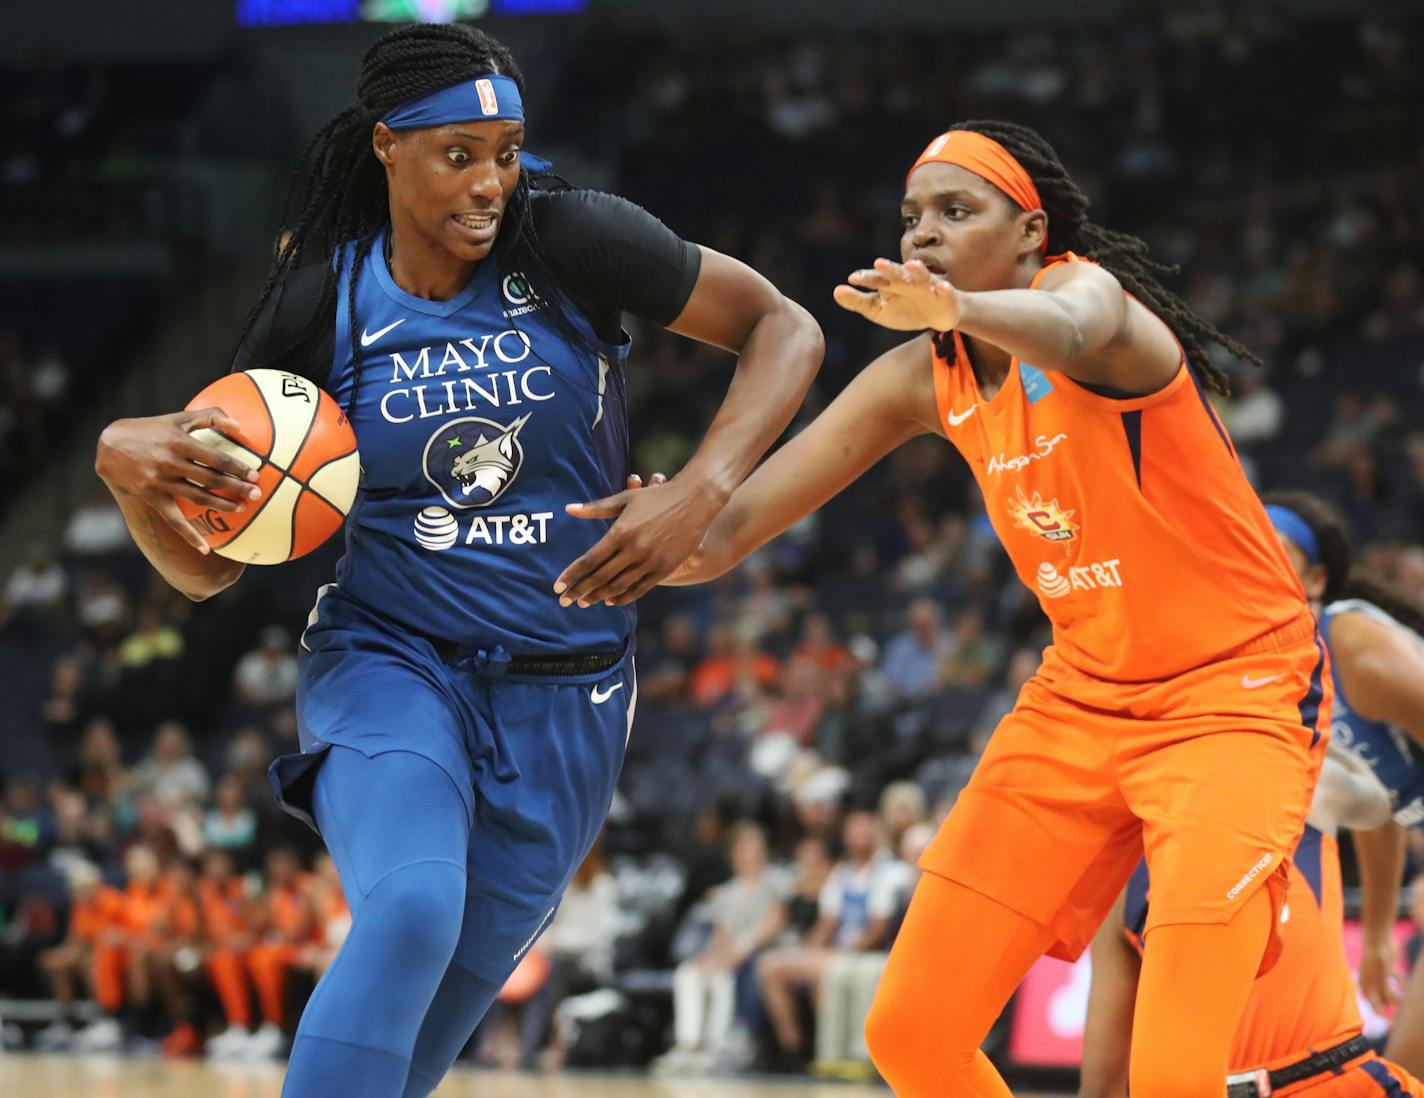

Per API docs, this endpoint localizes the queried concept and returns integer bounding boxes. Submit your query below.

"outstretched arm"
[660,334,940,585]
[835,258,1181,393]
[1308,744,1393,837]
[555,247,822,608]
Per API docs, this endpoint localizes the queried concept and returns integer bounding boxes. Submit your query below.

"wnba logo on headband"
[475,78,499,116]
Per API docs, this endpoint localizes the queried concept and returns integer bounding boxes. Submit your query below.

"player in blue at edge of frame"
[92,23,822,1098]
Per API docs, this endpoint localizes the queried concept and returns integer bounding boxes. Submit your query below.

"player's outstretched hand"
[1358,933,1403,1013]
[833,258,961,332]
[557,472,719,607]
[95,408,262,554]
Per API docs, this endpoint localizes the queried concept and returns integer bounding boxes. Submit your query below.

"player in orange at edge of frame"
[1080,738,1424,1098]
[620,121,1331,1096]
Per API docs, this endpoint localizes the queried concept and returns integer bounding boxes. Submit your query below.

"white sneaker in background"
[205,1025,253,1060]
[240,1022,286,1060]
[72,1016,123,1052]
[34,1020,74,1051]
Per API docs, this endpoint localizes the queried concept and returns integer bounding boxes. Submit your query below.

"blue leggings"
[281,747,504,1098]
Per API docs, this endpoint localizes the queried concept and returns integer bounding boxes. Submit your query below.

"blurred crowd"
[2,5,1424,1080]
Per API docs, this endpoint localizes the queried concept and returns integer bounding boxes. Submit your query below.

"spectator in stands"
[877,781,928,855]
[936,607,1004,689]
[656,823,787,1074]
[1219,368,1285,448]
[691,624,780,709]
[203,774,258,867]
[131,722,209,809]
[231,625,298,708]
[63,488,131,559]
[757,656,828,747]
[2,542,66,622]
[812,824,927,1079]
[756,808,908,1070]
[879,598,955,699]
[636,613,700,703]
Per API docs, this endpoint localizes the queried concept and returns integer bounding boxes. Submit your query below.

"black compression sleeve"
[531,189,702,337]
[230,264,336,387]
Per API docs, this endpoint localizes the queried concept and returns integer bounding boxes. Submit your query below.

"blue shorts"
[269,584,635,978]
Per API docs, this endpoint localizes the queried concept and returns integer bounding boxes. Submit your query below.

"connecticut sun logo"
[422,415,530,510]
[1007,487,1078,544]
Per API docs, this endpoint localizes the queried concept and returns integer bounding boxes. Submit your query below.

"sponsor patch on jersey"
[1019,362,1054,403]
[1036,558,1123,598]
[1007,487,1078,543]
[422,414,530,510]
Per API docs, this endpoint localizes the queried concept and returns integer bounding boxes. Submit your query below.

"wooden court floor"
[0,1054,1066,1096]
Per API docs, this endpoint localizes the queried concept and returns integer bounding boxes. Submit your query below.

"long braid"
[951,120,1261,395]
[235,23,587,415]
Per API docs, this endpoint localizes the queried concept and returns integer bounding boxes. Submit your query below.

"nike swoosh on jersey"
[590,681,624,704]
[360,318,406,347]
[1241,673,1284,689]
[947,404,977,426]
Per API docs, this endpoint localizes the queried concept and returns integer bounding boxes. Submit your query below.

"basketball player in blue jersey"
[1264,491,1424,1074]
[92,23,821,1098]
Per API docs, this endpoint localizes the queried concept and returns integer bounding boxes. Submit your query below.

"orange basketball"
[177,369,360,565]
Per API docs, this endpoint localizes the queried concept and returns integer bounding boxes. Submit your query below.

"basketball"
[177,369,359,564]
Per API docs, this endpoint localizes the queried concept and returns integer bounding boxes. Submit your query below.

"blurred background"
[1,0,1422,1090]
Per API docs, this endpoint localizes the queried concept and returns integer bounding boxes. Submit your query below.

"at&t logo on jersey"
[1008,487,1078,543]
[412,505,554,552]
[423,415,529,509]
[1036,558,1123,599]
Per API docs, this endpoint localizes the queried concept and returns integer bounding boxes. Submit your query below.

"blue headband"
[1265,504,1321,565]
[381,75,552,173]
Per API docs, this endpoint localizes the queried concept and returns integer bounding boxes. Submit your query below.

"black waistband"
[430,639,623,677]
[1226,1034,1372,1098]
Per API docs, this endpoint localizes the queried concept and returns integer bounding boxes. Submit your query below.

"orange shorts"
[921,612,1329,964]
[1268,1051,1424,1097]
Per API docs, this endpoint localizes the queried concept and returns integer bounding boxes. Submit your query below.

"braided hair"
[937,121,1260,395]
[236,23,587,414]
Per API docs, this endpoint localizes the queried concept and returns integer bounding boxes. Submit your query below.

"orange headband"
[907,129,1044,217]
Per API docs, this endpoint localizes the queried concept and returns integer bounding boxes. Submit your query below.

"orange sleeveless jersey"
[1125,826,1362,1068]
[931,255,1307,682]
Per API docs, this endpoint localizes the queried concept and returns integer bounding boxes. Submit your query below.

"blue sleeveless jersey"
[1322,598,1424,827]
[324,229,633,654]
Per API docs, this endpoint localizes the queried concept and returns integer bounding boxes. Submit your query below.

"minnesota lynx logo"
[422,415,530,510]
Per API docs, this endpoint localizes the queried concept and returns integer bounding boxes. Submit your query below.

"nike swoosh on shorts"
[591,682,624,704]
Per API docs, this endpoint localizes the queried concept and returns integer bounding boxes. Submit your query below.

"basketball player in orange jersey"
[591,121,1330,1095]
[244,849,315,1059]
[1080,743,1424,1097]
[199,849,258,1057]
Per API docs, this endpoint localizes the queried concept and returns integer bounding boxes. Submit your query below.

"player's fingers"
[606,567,664,606]
[554,541,617,598]
[833,285,880,316]
[873,257,910,281]
[151,497,212,554]
[175,437,261,484]
[180,464,262,501]
[902,260,934,284]
[565,488,634,521]
[625,474,643,490]
[846,269,891,289]
[562,548,639,608]
[650,472,667,485]
[179,406,247,444]
[169,480,248,514]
